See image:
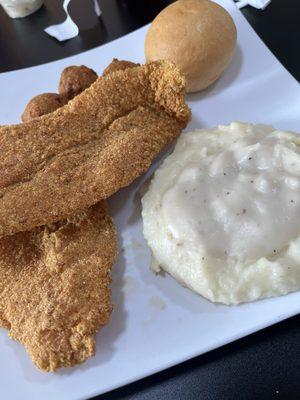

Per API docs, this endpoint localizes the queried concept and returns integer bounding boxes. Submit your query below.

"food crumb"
[149,296,166,310]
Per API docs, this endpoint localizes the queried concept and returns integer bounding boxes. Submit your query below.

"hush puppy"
[58,65,98,99]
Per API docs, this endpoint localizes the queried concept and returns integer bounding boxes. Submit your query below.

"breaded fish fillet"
[0,60,135,372]
[0,60,190,236]
[0,202,116,371]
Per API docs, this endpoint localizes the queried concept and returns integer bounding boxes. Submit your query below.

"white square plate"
[0,1,299,399]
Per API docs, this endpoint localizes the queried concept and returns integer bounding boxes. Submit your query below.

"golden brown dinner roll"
[21,93,67,122]
[58,65,98,99]
[145,0,237,93]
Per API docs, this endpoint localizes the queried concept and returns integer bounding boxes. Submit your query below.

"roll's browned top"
[0,60,191,236]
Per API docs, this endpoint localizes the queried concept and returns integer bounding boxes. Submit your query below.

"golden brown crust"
[0,202,116,371]
[102,58,140,76]
[58,65,98,99]
[0,63,118,372]
[21,93,67,122]
[0,61,190,236]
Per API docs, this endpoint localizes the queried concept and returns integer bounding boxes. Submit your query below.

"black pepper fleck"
[242,209,246,214]
[248,157,252,160]
[250,180,254,183]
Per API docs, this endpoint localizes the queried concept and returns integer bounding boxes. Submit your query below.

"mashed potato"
[142,122,300,304]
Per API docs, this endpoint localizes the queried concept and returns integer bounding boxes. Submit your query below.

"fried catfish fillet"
[0,60,190,236]
[0,59,133,372]
[0,202,116,371]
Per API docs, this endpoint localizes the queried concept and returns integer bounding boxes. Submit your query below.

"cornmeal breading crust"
[0,61,190,236]
[0,202,116,371]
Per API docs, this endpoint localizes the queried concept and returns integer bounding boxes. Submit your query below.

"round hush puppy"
[58,65,98,99]
[102,59,139,76]
[21,93,66,123]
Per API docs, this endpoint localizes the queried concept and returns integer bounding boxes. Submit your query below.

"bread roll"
[145,0,237,93]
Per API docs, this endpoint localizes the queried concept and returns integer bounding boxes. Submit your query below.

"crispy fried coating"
[0,202,116,371]
[21,93,67,123]
[0,63,117,372]
[58,65,98,100]
[0,61,190,237]
[102,58,139,76]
